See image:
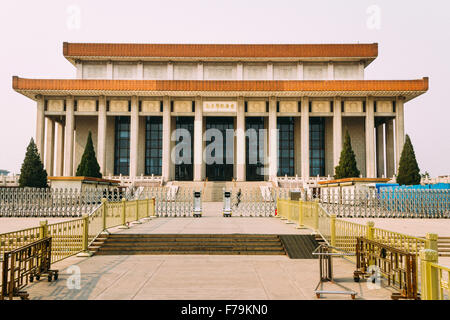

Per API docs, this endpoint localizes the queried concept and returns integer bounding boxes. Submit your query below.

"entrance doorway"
[246,117,265,181]
[174,117,194,181]
[205,117,234,181]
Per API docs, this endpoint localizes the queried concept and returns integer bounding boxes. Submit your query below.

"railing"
[277,198,447,299]
[104,174,163,187]
[0,198,155,262]
[1,237,55,300]
[0,187,125,217]
[421,250,450,300]
[320,188,450,218]
[0,174,20,187]
[354,237,419,300]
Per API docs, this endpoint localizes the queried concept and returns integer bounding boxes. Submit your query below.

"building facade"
[13,43,428,183]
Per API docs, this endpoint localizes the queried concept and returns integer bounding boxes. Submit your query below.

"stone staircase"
[89,233,321,258]
[170,181,275,202]
[89,234,287,256]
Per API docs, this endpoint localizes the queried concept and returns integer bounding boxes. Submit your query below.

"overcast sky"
[0,0,449,176]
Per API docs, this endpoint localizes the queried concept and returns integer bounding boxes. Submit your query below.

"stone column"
[237,63,243,80]
[55,122,65,176]
[97,96,107,175]
[45,118,55,176]
[376,124,385,178]
[333,97,342,172]
[167,62,174,80]
[301,96,310,180]
[197,63,203,80]
[385,119,395,178]
[106,61,113,79]
[36,96,45,162]
[268,97,278,180]
[395,97,405,170]
[137,61,144,80]
[162,96,171,182]
[64,97,75,176]
[327,62,334,80]
[297,62,303,80]
[76,61,83,79]
[194,96,203,181]
[267,63,273,80]
[365,97,375,178]
[236,97,246,181]
[130,96,139,178]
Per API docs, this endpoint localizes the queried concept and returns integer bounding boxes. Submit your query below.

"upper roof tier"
[12,77,428,101]
[63,42,378,65]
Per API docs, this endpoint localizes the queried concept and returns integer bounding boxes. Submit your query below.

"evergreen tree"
[76,131,102,178]
[334,130,360,179]
[18,138,48,188]
[396,134,421,185]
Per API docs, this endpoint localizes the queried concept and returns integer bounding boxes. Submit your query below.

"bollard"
[420,249,440,300]
[76,214,93,257]
[118,198,129,229]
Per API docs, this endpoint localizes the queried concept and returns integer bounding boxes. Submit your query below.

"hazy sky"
[1,0,449,176]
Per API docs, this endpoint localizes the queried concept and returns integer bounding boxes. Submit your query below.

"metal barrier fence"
[277,199,450,299]
[230,188,282,217]
[0,198,154,262]
[0,188,126,218]
[1,237,56,300]
[320,188,450,218]
[277,199,428,256]
[139,187,193,217]
[354,237,419,300]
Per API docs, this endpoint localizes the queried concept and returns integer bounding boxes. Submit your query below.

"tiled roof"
[13,77,429,93]
[63,43,378,59]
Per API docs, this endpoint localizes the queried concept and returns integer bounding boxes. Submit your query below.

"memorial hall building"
[12,43,428,184]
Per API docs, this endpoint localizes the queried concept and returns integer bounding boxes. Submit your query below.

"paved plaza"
[24,253,395,300]
[2,203,450,299]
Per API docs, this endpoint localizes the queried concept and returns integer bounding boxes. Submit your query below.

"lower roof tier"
[13,77,428,101]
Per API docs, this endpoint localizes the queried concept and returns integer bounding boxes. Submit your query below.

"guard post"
[193,190,202,217]
[223,189,232,217]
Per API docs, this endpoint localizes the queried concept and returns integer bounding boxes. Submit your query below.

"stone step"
[95,250,285,256]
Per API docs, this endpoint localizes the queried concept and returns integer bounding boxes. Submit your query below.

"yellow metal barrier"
[420,250,450,300]
[277,198,441,298]
[0,197,155,263]
[0,226,42,257]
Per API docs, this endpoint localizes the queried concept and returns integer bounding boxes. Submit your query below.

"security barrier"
[276,199,449,299]
[1,237,57,300]
[320,188,450,218]
[0,198,155,262]
[0,188,125,217]
[354,237,419,300]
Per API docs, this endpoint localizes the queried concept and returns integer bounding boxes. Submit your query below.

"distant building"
[13,42,428,183]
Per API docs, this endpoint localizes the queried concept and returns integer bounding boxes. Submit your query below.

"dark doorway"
[174,117,194,181]
[205,117,234,181]
[246,117,265,181]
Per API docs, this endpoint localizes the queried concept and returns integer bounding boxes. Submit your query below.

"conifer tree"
[334,130,360,179]
[76,131,102,178]
[18,138,48,188]
[396,134,421,185]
